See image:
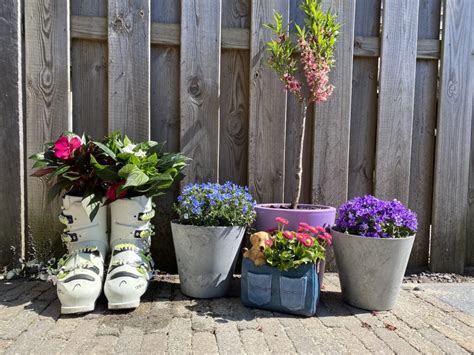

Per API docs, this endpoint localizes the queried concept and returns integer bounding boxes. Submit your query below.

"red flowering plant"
[263,217,330,271]
[265,0,340,208]
[29,132,112,220]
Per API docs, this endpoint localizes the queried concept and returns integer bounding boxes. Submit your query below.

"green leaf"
[118,164,136,178]
[32,160,51,169]
[48,165,70,180]
[31,167,55,177]
[93,141,116,160]
[81,194,102,222]
[123,167,149,188]
[90,155,120,181]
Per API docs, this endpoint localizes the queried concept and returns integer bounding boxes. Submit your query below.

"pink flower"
[316,226,325,233]
[283,231,294,240]
[53,135,82,160]
[308,226,318,234]
[319,232,333,246]
[264,239,273,248]
[298,222,309,232]
[275,217,289,225]
[106,181,127,202]
[303,237,314,247]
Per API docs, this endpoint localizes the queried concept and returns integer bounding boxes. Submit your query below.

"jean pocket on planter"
[279,276,307,311]
[247,272,272,306]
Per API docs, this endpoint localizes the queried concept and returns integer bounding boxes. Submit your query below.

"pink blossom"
[298,222,309,232]
[319,232,333,246]
[283,231,294,240]
[303,237,314,247]
[53,135,82,160]
[275,217,289,225]
[264,239,273,248]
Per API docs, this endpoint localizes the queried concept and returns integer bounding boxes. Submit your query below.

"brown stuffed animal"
[243,232,271,266]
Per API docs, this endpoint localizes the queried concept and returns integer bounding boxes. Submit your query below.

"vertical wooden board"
[0,0,24,265]
[348,0,380,199]
[25,0,71,260]
[312,0,355,207]
[150,0,180,272]
[284,0,314,204]
[408,0,441,269]
[375,0,419,204]
[468,19,474,267]
[180,0,221,184]
[431,0,473,273]
[248,0,288,203]
[219,0,250,186]
[71,0,108,140]
[108,0,150,141]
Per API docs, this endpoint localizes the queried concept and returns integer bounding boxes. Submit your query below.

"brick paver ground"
[0,274,472,354]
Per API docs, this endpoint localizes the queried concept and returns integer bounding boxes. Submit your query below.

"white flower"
[134,150,146,158]
[122,144,136,153]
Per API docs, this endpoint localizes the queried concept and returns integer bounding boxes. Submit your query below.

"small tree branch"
[291,99,308,209]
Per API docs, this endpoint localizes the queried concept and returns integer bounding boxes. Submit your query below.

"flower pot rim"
[171,220,246,230]
[255,203,336,212]
[330,227,415,241]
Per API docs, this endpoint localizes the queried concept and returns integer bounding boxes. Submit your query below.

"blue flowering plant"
[174,182,257,227]
[333,195,417,238]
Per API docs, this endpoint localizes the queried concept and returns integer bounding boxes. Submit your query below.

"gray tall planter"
[171,222,246,298]
[331,229,415,311]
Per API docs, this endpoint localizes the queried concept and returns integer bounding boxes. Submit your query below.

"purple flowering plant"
[174,182,256,227]
[334,195,417,238]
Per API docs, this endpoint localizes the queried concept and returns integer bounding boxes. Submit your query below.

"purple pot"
[255,203,336,288]
[255,203,336,232]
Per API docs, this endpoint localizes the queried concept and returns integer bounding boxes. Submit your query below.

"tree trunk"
[290,99,308,209]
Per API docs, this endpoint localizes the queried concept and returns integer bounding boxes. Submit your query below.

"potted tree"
[331,195,417,311]
[241,217,331,316]
[256,0,340,233]
[171,182,256,298]
[93,132,188,309]
[30,132,110,314]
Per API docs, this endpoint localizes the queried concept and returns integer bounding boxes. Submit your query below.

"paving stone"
[46,316,80,340]
[191,310,215,333]
[147,301,174,334]
[66,318,100,354]
[192,331,219,354]
[87,335,119,354]
[0,282,38,302]
[167,317,192,354]
[215,321,245,354]
[373,327,418,354]
[96,324,121,337]
[114,326,144,354]
[256,317,296,353]
[300,317,347,354]
[141,332,168,353]
[285,323,320,354]
[347,323,393,354]
[4,317,55,354]
[418,327,470,354]
[452,311,474,327]
[0,340,12,351]
[240,328,269,354]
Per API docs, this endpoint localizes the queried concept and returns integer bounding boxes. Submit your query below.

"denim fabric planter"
[240,258,320,317]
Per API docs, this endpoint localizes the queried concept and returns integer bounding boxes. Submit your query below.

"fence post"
[25,0,71,260]
[180,0,222,184]
[108,0,151,141]
[0,0,24,266]
[431,0,473,273]
[375,0,419,205]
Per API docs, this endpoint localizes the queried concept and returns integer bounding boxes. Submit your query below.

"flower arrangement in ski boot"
[96,132,189,309]
[30,132,110,314]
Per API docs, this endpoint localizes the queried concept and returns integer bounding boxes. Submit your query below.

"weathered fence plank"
[25,0,71,259]
[431,0,473,273]
[468,16,474,268]
[108,0,150,140]
[248,0,289,203]
[284,0,313,204]
[150,0,181,272]
[180,0,221,184]
[374,0,419,204]
[0,0,24,266]
[219,0,250,186]
[312,0,355,207]
[348,0,380,199]
[71,0,107,139]
[408,0,441,269]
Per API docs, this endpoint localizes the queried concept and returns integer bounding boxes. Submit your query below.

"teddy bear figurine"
[243,231,271,266]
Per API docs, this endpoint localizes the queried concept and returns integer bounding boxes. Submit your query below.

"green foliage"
[174,182,256,227]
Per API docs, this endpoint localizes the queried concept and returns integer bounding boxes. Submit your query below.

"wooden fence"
[1,0,473,273]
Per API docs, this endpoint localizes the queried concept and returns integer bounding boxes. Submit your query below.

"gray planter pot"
[171,222,246,298]
[331,229,415,311]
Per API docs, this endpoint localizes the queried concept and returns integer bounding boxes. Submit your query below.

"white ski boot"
[104,196,155,309]
[56,195,108,314]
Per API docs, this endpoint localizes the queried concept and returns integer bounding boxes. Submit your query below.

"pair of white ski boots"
[56,195,155,314]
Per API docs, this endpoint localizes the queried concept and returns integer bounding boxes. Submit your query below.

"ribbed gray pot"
[171,222,246,298]
[331,229,415,311]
